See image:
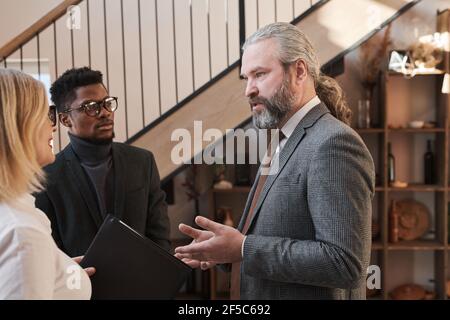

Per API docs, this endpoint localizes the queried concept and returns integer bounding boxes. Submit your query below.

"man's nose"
[245,80,258,98]
[98,104,112,118]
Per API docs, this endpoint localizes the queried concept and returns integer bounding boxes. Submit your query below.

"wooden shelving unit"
[362,30,449,298]
[365,10,450,299]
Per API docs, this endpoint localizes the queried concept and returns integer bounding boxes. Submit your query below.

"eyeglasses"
[62,96,118,117]
[48,104,57,126]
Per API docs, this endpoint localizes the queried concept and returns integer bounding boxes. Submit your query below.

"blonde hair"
[0,69,48,203]
[243,22,352,125]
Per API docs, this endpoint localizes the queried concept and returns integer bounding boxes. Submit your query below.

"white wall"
[0,0,62,46]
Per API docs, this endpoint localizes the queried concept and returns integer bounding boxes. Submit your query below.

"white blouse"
[0,194,91,300]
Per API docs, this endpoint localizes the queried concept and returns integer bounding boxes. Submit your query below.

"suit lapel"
[112,144,126,221]
[64,146,103,228]
[245,103,330,233]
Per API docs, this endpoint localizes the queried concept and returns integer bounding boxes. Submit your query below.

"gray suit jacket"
[233,103,375,300]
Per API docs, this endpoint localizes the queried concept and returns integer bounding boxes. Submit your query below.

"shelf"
[372,241,383,250]
[213,292,230,300]
[388,128,445,133]
[388,184,446,192]
[388,70,445,77]
[355,128,385,134]
[212,186,251,194]
[387,240,445,250]
[375,186,384,192]
[175,293,205,300]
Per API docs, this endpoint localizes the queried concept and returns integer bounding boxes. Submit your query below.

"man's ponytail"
[315,74,352,125]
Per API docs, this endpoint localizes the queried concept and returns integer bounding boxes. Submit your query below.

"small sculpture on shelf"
[388,32,446,77]
[213,163,233,190]
[409,35,444,71]
[216,207,234,227]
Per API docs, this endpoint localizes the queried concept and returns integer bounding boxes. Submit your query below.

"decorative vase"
[357,99,371,129]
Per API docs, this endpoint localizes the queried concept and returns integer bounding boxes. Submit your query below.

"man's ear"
[294,59,307,84]
[59,113,72,128]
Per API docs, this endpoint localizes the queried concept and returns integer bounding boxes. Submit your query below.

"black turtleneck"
[69,133,114,218]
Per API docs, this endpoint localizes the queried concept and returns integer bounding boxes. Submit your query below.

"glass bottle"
[424,140,435,185]
[388,143,396,184]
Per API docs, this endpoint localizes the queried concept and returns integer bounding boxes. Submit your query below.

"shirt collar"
[280,95,321,140]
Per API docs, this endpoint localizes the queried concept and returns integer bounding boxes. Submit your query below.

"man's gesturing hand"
[174,221,215,269]
[175,216,244,266]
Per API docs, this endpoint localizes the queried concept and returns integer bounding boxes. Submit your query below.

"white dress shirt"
[277,95,321,153]
[0,194,91,300]
[241,96,321,257]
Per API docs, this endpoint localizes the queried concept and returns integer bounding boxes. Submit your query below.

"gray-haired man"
[175,22,374,300]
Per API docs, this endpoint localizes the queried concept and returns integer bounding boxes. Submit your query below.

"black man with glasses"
[35,67,171,258]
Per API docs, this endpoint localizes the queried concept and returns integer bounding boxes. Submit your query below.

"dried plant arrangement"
[358,24,392,100]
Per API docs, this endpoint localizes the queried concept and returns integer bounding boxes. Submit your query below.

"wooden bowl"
[390,284,426,300]
[396,199,430,241]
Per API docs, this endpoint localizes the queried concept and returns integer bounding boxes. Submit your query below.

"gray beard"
[252,76,296,129]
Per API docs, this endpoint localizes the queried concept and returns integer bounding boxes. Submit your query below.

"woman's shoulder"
[0,194,52,242]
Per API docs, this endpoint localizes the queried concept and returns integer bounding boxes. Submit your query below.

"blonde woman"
[0,69,93,299]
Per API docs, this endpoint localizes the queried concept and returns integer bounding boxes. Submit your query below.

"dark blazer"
[35,143,171,257]
[230,103,375,299]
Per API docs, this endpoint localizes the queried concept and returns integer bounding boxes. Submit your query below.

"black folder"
[80,215,192,300]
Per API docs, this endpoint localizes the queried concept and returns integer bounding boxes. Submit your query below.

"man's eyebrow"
[80,96,109,104]
[240,66,267,79]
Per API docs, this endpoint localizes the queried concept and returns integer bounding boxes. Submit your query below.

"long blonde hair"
[0,69,48,203]
[243,22,352,125]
